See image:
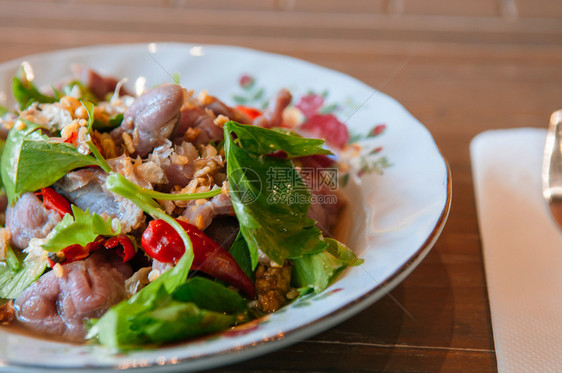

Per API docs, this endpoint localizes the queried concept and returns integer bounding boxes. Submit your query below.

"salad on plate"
[0,64,362,349]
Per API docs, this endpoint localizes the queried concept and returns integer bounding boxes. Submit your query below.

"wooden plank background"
[1,0,561,371]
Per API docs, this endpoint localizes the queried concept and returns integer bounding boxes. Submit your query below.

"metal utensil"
[542,109,562,228]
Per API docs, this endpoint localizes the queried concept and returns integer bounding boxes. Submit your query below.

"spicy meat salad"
[0,65,362,349]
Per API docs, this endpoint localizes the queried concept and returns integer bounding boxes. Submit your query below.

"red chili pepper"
[104,235,136,262]
[62,244,91,263]
[56,235,136,266]
[141,219,256,298]
[236,105,262,121]
[63,131,78,144]
[40,188,72,218]
[61,236,105,264]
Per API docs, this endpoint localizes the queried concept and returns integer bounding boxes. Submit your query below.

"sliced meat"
[253,88,292,128]
[204,96,252,124]
[14,251,132,341]
[55,168,145,233]
[5,193,62,250]
[107,155,153,189]
[181,192,235,230]
[255,262,292,313]
[174,94,251,145]
[72,65,126,101]
[114,84,184,157]
[162,162,195,187]
[174,105,223,145]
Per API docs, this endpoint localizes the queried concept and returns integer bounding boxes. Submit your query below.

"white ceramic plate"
[0,43,451,372]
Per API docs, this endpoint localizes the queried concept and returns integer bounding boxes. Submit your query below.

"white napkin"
[471,128,562,373]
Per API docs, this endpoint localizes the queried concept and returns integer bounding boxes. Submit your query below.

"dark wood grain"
[1,0,561,371]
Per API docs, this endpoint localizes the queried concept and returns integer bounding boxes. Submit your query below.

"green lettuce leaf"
[0,105,10,117]
[228,232,254,281]
[292,239,363,294]
[93,113,123,132]
[15,139,102,199]
[324,238,364,267]
[41,205,121,252]
[131,300,234,344]
[226,121,331,157]
[12,76,56,110]
[5,245,21,272]
[61,80,97,103]
[173,277,248,314]
[1,124,102,205]
[224,121,328,268]
[129,277,248,344]
[0,258,48,299]
[1,124,42,205]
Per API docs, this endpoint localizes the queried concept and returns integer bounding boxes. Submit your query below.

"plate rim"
[0,42,452,372]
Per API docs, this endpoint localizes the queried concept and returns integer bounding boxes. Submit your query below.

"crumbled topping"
[196,90,213,106]
[122,132,136,154]
[214,114,229,128]
[0,228,12,261]
[53,263,65,278]
[184,127,200,142]
[147,269,161,282]
[93,131,120,159]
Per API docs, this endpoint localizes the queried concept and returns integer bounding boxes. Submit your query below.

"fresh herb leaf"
[92,113,123,132]
[1,124,40,205]
[292,239,363,294]
[0,258,47,299]
[51,85,63,101]
[228,232,254,281]
[12,75,56,110]
[1,108,105,204]
[41,205,120,253]
[16,140,102,200]
[292,251,342,294]
[131,300,235,344]
[5,246,21,272]
[61,80,97,102]
[324,238,364,267]
[226,121,331,157]
[224,121,328,268]
[89,274,245,348]
[0,105,10,117]
[173,277,248,314]
[108,113,124,127]
[82,100,113,173]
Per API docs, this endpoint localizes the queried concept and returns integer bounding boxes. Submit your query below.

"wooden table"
[1,1,561,371]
